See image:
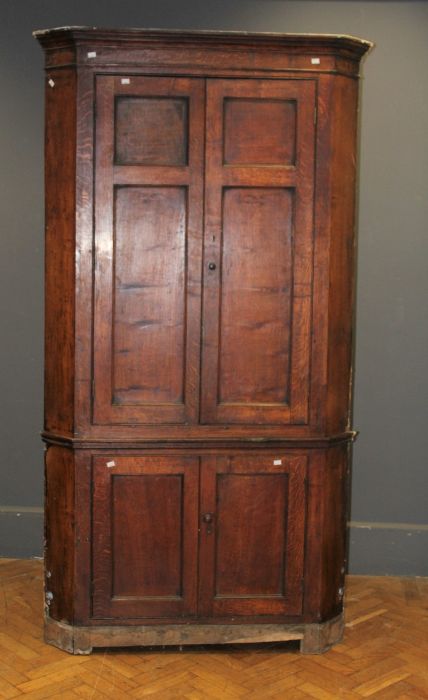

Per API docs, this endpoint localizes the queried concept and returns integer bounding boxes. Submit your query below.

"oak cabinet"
[35,27,371,654]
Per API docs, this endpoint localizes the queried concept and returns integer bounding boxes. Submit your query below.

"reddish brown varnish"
[35,27,371,654]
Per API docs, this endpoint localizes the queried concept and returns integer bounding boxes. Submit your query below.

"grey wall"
[1,1,427,574]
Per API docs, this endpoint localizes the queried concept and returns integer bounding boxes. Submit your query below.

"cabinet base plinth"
[45,613,344,655]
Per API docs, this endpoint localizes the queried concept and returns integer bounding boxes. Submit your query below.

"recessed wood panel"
[115,97,188,165]
[215,473,288,596]
[112,475,183,597]
[219,187,293,404]
[223,98,296,165]
[112,186,186,406]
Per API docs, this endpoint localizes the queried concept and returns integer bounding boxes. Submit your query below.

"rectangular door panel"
[215,472,288,596]
[199,455,307,617]
[92,455,199,619]
[219,187,293,405]
[93,76,204,425]
[201,79,316,425]
[112,474,183,598]
[112,186,186,407]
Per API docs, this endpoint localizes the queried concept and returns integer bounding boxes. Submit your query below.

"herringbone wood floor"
[0,559,427,699]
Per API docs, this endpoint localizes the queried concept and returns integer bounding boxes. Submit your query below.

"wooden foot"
[44,617,92,655]
[300,613,344,654]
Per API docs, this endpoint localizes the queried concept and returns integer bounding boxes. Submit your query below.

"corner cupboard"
[35,27,371,654]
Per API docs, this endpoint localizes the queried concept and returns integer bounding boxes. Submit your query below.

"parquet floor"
[0,559,427,699]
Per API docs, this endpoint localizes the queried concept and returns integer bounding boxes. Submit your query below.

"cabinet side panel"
[304,446,348,620]
[44,69,76,433]
[45,445,75,623]
[320,445,349,620]
[326,76,359,434]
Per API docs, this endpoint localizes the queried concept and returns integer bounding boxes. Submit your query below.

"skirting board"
[348,521,428,576]
[0,508,43,558]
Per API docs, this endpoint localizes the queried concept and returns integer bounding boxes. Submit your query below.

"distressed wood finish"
[36,28,370,654]
[44,614,344,655]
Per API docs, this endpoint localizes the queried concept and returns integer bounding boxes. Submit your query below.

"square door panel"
[115,97,188,165]
[223,98,296,165]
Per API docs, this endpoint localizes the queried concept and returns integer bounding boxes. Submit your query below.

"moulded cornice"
[33,26,373,61]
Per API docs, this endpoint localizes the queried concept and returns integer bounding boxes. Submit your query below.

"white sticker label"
[87,51,97,58]
[273,459,282,466]
[106,460,116,468]
[121,78,131,85]
[48,78,55,88]
[311,57,320,65]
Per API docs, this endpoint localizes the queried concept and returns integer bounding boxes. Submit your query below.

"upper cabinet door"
[201,79,316,425]
[93,76,204,425]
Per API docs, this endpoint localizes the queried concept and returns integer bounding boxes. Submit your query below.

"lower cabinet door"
[198,455,307,617]
[91,452,307,621]
[92,455,199,619]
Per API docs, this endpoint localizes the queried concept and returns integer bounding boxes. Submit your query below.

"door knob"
[202,512,215,534]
